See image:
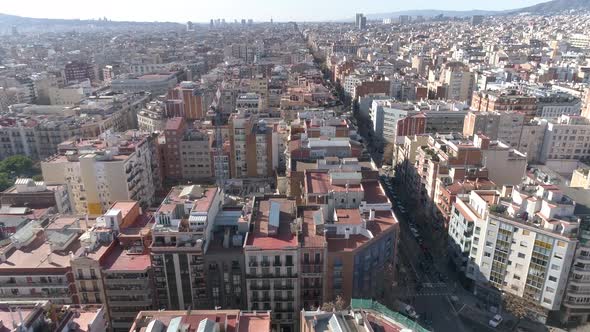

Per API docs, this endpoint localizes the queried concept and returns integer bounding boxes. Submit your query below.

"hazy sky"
[2,0,547,22]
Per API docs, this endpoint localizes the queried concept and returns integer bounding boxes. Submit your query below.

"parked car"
[489,314,503,328]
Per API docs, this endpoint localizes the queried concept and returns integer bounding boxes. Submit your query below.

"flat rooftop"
[245,198,298,250]
[301,210,327,248]
[130,310,271,332]
[305,171,362,194]
[327,210,398,252]
[0,234,79,271]
[102,245,151,272]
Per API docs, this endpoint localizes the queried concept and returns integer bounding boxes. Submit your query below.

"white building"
[369,100,417,143]
[540,115,590,163]
[449,184,578,313]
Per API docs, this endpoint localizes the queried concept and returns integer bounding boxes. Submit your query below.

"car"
[403,305,419,320]
[489,314,503,328]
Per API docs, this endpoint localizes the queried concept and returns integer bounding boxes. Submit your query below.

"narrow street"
[383,176,470,332]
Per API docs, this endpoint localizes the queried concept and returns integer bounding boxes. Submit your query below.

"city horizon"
[0,0,549,23]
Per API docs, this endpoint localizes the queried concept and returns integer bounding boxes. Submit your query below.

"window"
[543,298,552,304]
[486,241,493,247]
[513,275,521,280]
[557,241,566,248]
[484,252,491,257]
[546,286,555,293]
[551,264,560,271]
[520,241,528,248]
[549,276,557,282]
[518,253,526,258]
[522,230,530,235]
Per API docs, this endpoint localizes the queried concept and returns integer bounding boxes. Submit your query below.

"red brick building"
[161,117,186,180]
[166,82,205,120]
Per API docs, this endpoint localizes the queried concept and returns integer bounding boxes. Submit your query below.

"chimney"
[369,209,375,221]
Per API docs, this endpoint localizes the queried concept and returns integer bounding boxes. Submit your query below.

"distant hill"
[509,0,590,14]
[0,12,182,33]
[361,0,590,21]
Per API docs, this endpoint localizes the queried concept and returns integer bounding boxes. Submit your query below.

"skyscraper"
[355,13,363,27]
[356,13,366,30]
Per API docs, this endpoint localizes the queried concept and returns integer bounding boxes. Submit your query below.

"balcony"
[250,284,271,290]
[302,265,323,274]
[76,275,98,281]
[274,284,295,290]
[574,266,590,274]
[0,281,68,288]
[274,296,295,302]
[252,297,271,302]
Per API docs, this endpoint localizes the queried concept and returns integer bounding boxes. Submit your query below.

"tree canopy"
[0,155,38,191]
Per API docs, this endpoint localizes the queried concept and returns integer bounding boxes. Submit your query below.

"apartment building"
[0,93,148,161]
[463,111,526,148]
[0,178,71,213]
[302,169,399,304]
[370,99,467,143]
[101,207,154,331]
[203,207,248,310]
[539,115,590,163]
[471,90,538,120]
[429,62,475,103]
[403,133,526,224]
[70,201,155,331]
[300,208,327,311]
[161,117,186,180]
[166,81,206,120]
[0,216,78,304]
[449,185,578,315]
[436,176,496,228]
[151,185,222,310]
[229,110,279,178]
[65,61,96,83]
[111,73,178,95]
[179,128,213,181]
[251,76,269,109]
[370,100,417,143]
[41,131,160,214]
[290,110,350,138]
[537,95,581,119]
[392,134,430,180]
[236,92,262,113]
[243,196,300,331]
[137,100,166,132]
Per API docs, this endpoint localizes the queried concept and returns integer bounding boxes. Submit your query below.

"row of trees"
[0,155,40,191]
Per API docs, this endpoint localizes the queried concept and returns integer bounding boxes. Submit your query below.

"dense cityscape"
[1,0,590,331]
